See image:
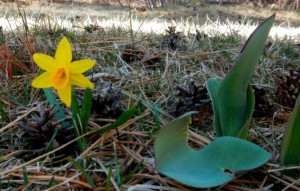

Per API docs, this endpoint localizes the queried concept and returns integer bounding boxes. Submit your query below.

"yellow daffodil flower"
[32,37,95,107]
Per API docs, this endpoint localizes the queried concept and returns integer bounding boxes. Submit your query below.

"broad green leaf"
[207,14,275,138]
[280,95,300,167]
[155,113,271,188]
[206,78,222,137]
[237,84,255,138]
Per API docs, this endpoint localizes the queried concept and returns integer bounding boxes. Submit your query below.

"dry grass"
[0,1,300,190]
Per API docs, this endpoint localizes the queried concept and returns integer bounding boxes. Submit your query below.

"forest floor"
[0,1,300,190]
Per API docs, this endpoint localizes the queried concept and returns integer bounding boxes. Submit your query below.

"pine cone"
[16,106,76,162]
[142,47,161,66]
[92,80,122,118]
[252,85,276,119]
[195,29,208,41]
[168,81,213,129]
[165,26,176,36]
[161,26,182,50]
[275,69,300,108]
[121,44,144,64]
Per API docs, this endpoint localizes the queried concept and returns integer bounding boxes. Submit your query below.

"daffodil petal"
[70,74,94,89]
[57,84,72,107]
[32,72,52,88]
[33,54,56,71]
[55,37,72,67]
[70,59,95,74]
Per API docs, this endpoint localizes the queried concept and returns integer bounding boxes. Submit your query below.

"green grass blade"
[114,150,122,186]
[153,101,161,130]
[71,91,80,123]
[0,101,7,126]
[90,102,138,136]
[45,127,59,152]
[108,102,138,130]
[121,90,173,119]
[105,166,113,191]
[71,88,92,152]
[17,7,29,36]
[22,165,31,190]
[47,177,57,189]
[71,92,85,152]
[68,157,96,187]
[79,88,92,135]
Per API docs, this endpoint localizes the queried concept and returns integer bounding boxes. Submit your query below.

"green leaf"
[121,90,173,119]
[43,88,68,123]
[70,88,93,152]
[47,177,58,189]
[206,14,275,138]
[68,157,96,187]
[90,102,139,135]
[236,84,255,138]
[280,95,300,167]
[105,165,113,191]
[80,88,93,134]
[155,113,271,188]
[0,100,7,126]
[22,165,31,190]
[71,90,86,152]
[114,150,122,186]
[108,102,138,130]
[45,127,59,152]
[71,91,80,120]
[206,78,222,137]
